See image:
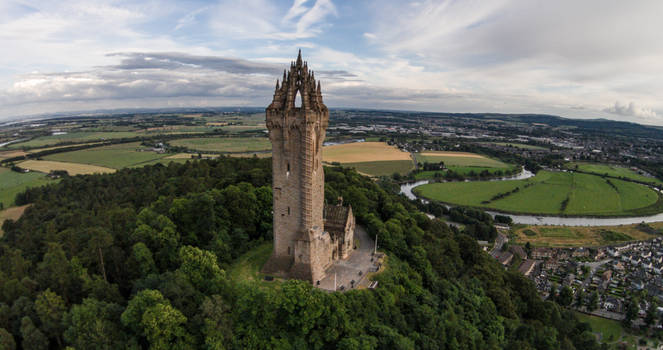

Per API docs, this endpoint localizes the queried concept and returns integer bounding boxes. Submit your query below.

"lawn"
[567,162,663,186]
[415,171,661,216]
[7,131,143,149]
[227,242,281,289]
[19,160,116,175]
[170,137,271,153]
[0,168,55,207]
[514,222,663,247]
[574,312,623,344]
[344,160,415,176]
[415,151,510,168]
[44,142,173,169]
[323,142,412,163]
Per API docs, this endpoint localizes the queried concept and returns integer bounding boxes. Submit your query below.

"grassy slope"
[415,171,660,216]
[0,168,54,207]
[574,312,623,344]
[226,242,281,290]
[44,142,171,169]
[0,204,30,236]
[170,137,271,153]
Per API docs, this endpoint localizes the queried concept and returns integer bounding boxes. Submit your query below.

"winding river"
[400,168,663,226]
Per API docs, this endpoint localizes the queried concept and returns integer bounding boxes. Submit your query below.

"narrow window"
[287,162,290,172]
[288,207,290,215]
[295,90,302,108]
[288,246,291,255]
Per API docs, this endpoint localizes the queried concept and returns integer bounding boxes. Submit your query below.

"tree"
[132,242,157,277]
[623,298,639,328]
[34,289,66,347]
[587,292,599,311]
[645,301,657,328]
[63,298,126,350]
[558,286,573,307]
[0,327,16,350]
[19,317,48,350]
[575,289,585,308]
[176,246,225,294]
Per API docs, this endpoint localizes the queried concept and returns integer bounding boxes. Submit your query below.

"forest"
[0,157,603,349]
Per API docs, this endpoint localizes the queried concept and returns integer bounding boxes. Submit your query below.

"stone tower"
[262,50,332,283]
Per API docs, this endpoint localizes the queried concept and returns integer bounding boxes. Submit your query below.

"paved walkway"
[318,226,379,291]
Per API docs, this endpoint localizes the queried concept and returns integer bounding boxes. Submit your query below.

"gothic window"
[288,207,290,215]
[288,246,291,255]
[295,90,302,108]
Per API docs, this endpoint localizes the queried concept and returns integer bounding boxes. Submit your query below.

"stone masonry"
[262,51,355,284]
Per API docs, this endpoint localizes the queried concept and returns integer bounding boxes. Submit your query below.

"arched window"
[294,90,302,108]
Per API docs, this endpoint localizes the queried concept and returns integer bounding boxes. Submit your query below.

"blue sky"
[1,0,662,125]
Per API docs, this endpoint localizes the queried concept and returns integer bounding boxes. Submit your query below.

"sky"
[1,0,662,125]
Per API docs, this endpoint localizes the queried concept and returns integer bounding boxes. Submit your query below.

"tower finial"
[297,49,302,66]
[275,79,280,91]
[317,81,321,94]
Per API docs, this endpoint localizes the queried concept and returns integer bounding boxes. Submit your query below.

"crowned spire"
[296,49,302,66]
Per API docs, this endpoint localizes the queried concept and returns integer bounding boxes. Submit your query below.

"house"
[510,245,528,260]
[518,259,537,277]
[532,248,553,259]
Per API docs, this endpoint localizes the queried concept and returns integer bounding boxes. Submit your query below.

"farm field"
[415,171,661,216]
[0,150,27,161]
[490,142,547,150]
[19,160,115,175]
[514,222,663,247]
[345,160,415,177]
[170,137,271,153]
[567,162,663,186]
[414,166,519,180]
[323,142,412,163]
[0,168,54,207]
[44,142,173,169]
[0,204,30,236]
[6,131,144,149]
[415,151,510,168]
[323,142,414,176]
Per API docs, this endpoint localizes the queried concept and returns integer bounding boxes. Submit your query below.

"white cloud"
[604,102,658,119]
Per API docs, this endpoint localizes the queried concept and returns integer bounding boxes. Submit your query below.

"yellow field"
[514,222,663,247]
[322,142,412,163]
[419,151,485,158]
[19,160,116,175]
[0,150,27,160]
[0,204,30,236]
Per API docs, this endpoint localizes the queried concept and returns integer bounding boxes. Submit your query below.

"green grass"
[599,230,632,242]
[227,242,280,289]
[44,142,172,169]
[491,142,547,150]
[414,165,520,180]
[415,171,661,216]
[7,131,144,149]
[170,137,271,153]
[0,168,55,207]
[574,312,623,343]
[416,152,510,168]
[344,160,415,176]
[567,162,663,186]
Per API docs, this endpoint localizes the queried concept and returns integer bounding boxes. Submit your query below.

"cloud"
[604,102,658,119]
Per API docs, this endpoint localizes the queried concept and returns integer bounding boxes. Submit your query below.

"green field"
[491,142,547,150]
[345,160,415,176]
[415,171,661,216]
[6,131,144,149]
[0,168,55,207]
[567,162,663,186]
[414,165,519,180]
[44,142,174,169]
[574,312,623,343]
[170,137,271,153]
[416,151,510,168]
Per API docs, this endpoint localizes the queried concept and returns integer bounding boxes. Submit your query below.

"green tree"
[176,246,225,294]
[34,289,66,347]
[558,286,573,307]
[623,298,639,328]
[63,298,126,350]
[587,292,599,311]
[645,301,657,327]
[0,327,16,350]
[575,289,585,308]
[19,317,48,350]
[132,242,157,277]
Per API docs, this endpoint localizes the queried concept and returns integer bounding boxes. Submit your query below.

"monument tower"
[263,51,355,284]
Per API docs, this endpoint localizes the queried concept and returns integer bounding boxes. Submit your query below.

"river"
[400,169,663,226]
